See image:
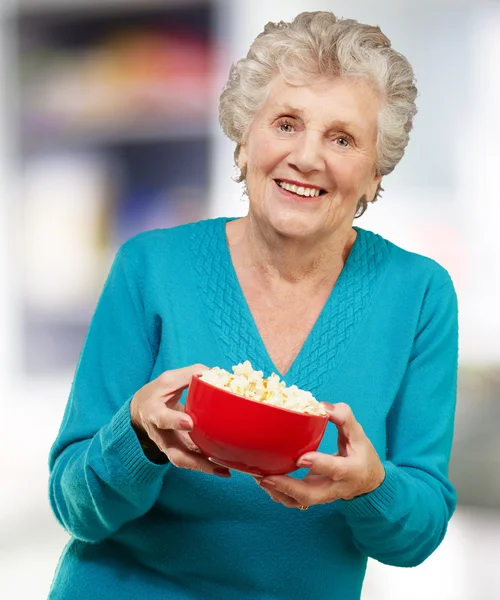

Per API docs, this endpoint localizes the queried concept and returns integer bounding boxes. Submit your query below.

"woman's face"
[238,75,382,240]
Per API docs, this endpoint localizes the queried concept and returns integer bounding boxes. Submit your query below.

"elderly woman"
[48,11,458,600]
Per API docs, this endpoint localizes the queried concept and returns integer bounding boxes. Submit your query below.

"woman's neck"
[226,215,357,291]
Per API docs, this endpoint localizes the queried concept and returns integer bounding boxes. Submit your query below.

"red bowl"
[185,374,328,476]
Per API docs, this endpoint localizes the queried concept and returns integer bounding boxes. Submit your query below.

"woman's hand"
[130,364,231,478]
[255,403,385,507]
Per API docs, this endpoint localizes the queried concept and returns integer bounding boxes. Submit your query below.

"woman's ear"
[238,143,248,170]
[369,174,383,202]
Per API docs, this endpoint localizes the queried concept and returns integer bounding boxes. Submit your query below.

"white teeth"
[278,181,322,197]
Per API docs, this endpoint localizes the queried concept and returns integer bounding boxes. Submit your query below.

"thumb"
[154,363,210,404]
[323,402,363,443]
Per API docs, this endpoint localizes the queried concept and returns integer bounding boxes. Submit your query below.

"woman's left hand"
[255,403,386,508]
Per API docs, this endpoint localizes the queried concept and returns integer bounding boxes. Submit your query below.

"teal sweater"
[48,217,458,600]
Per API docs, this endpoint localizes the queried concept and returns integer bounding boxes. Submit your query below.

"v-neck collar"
[192,217,390,396]
[222,217,363,380]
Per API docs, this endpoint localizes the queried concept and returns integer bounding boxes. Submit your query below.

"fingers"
[297,452,348,481]
[168,446,230,477]
[148,365,207,430]
[131,364,208,436]
[254,476,327,508]
[133,364,209,436]
[155,431,231,478]
[256,475,314,507]
[252,477,300,508]
[254,454,347,506]
[209,458,264,477]
[151,407,194,432]
[176,431,200,453]
[267,489,302,509]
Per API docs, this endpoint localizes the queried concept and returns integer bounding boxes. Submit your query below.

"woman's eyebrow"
[278,102,305,116]
[276,103,357,131]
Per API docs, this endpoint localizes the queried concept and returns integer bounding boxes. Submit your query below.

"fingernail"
[179,418,193,431]
[297,458,313,468]
[322,403,334,411]
[214,468,231,478]
[259,479,275,489]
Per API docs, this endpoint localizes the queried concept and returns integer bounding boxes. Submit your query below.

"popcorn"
[199,361,327,416]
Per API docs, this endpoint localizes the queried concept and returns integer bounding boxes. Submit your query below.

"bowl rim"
[190,373,329,420]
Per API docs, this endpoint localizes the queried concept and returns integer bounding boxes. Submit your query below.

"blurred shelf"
[22,118,211,151]
[11,0,219,375]
[15,0,212,17]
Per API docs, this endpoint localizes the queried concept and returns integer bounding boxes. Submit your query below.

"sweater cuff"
[337,461,400,519]
[110,397,171,484]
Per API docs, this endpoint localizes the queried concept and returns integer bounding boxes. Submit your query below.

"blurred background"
[0,0,499,598]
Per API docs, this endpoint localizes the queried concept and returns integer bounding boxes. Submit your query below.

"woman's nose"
[288,133,324,173]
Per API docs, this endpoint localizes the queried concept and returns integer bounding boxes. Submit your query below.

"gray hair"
[219,11,418,217]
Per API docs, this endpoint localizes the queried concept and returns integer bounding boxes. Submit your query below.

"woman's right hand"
[130,364,231,478]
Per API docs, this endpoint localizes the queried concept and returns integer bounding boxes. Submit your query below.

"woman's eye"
[278,122,294,133]
[335,137,350,148]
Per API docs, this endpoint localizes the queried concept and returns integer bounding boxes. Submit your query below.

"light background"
[0,1,499,598]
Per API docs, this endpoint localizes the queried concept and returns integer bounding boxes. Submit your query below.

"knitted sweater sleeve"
[48,243,170,544]
[338,276,459,567]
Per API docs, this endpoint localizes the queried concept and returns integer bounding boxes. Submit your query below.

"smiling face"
[238,75,383,240]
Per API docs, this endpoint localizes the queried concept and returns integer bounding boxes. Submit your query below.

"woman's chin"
[266,212,321,239]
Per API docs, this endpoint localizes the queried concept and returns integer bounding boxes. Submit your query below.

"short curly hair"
[219,11,418,217]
